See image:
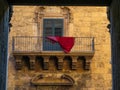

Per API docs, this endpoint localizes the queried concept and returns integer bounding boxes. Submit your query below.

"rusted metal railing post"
[92,37,95,52]
[12,36,15,51]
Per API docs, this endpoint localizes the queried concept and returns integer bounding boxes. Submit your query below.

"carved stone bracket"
[57,56,63,70]
[35,6,45,21]
[43,56,49,70]
[84,56,92,70]
[15,56,22,70]
[71,56,78,70]
[29,56,35,70]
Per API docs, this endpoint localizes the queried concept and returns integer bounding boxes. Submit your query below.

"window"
[35,6,71,51]
[43,19,64,51]
[43,19,63,36]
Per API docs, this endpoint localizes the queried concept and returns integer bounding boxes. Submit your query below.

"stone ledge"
[13,51,94,56]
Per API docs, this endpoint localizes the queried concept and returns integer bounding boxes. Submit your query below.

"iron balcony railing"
[12,36,94,53]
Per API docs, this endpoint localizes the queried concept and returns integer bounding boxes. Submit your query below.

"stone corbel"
[61,7,68,18]
[15,56,22,70]
[29,56,35,70]
[38,7,45,20]
[35,7,45,23]
[84,56,92,70]
[38,13,44,20]
[57,56,63,70]
[63,13,69,19]
[43,56,49,70]
[71,56,78,70]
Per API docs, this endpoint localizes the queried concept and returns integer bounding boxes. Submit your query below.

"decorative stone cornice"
[71,56,78,69]
[43,56,49,70]
[31,74,74,86]
[34,6,72,23]
[14,54,94,70]
[15,55,22,70]
[84,56,93,70]
[29,56,35,70]
[57,56,63,70]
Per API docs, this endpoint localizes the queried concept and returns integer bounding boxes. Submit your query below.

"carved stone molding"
[34,6,72,36]
[43,56,49,70]
[14,54,94,71]
[38,9,44,20]
[61,74,75,85]
[71,56,78,70]
[84,56,92,70]
[31,74,74,86]
[60,6,72,23]
[29,56,35,70]
[57,56,63,70]
[15,56,22,70]
[35,6,45,20]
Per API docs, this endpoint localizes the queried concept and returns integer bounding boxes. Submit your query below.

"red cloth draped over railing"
[46,36,75,53]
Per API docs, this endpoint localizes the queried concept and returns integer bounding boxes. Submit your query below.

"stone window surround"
[35,6,71,37]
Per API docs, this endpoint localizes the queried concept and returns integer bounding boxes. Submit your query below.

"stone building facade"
[8,6,111,90]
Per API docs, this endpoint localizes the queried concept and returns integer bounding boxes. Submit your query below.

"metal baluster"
[15,37,16,51]
[81,37,82,51]
[78,37,79,52]
[30,36,31,51]
[26,36,27,51]
[25,37,26,51]
[87,37,90,51]
[12,37,15,51]
[90,38,92,51]
[92,37,94,52]
[79,37,80,52]
[26,37,27,51]
[90,37,91,51]
[27,36,29,51]
[85,37,86,51]
[24,36,25,52]
[28,36,32,51]
[33,36,34,51]
[23,37,24,51]
[16,37,18,51]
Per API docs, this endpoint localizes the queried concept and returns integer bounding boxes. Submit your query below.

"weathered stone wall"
[8,6,111,90]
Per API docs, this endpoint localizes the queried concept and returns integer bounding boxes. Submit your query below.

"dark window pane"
[43,19,63,51]
[55,28,62,36]
[44,19,52,27]
[44,27,53,36]
[54,19,63,27]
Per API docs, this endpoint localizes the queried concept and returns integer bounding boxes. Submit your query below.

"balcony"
[12,36,95,70]
[12,36,94,55]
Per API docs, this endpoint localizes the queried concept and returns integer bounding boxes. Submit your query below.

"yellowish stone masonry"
[8,6,111,90]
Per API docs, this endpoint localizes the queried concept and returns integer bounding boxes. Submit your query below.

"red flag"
[47,36,75,53]
[46,36,59,42]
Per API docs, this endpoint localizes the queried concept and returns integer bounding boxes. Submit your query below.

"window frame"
[42,18,64,51]
[43,18,64,37]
